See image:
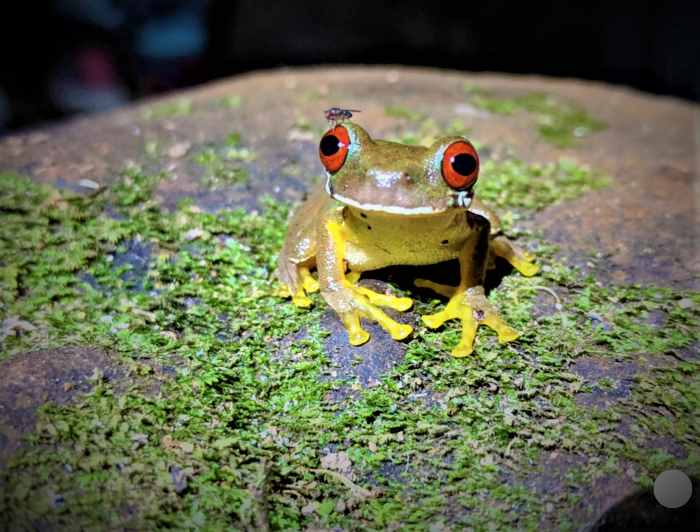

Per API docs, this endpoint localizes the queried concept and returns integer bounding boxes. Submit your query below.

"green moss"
[0,168,697,530]
[142,98,192,120]
[477,158,609,211]
[193,132,255,188]
[387,117,475,148]
[221,94,242,109]
[465,86,606,147]
[384,105,425,122]
[143,139,159,158]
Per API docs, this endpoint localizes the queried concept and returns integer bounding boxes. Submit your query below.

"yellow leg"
[414,279,457,298]
[491,236,539,277]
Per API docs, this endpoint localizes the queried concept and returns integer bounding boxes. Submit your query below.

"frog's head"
[319,122,479,215]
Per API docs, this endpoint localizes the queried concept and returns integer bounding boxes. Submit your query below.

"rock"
[167,141,191,159]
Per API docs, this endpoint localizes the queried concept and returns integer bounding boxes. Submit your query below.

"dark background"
[0,0,698,135]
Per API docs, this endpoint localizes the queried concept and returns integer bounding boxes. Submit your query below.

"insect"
[324,107,361,125]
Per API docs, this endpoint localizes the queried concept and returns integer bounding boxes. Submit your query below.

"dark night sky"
[0,1,698,133]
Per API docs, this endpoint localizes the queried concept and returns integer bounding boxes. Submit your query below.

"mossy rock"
[0,67,698,530]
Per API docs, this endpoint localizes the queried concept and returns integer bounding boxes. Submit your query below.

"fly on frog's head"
[319,122,480,215]
[324,107,361,126]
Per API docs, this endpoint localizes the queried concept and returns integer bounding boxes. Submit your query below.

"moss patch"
[221,94,243,109]
[0,163,697,529]
[385,112,472,147]
[192,132,255,188]
[142,98,193,120]
[478,158,609,212]
[464,87,607,147]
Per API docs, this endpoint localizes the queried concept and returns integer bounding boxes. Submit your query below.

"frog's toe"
[346,271,362,284]
[491,236,539,278]
[298,267,320,293]
[355,286,413,311]
[422,310,449,329]
[361,302,413,340]
[275,284,292,298]
[499,329,520,343]
[345,272,413,312]
[514,260,539,278]
[492,321,520,344]
[415,278,457,298]
[452,340,475,358]
[341,312,371,345]
[451,308,479,357]
[302,275,320,293]
[387,321,413,340]
[292,292,313,308]
[475,304,521,347]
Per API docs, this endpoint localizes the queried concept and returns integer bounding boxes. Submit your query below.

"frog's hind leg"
[490,235,539,277]
[414,279,457,298]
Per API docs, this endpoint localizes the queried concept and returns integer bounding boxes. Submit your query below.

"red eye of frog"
[441,140,479,190]
[319,125,351,173]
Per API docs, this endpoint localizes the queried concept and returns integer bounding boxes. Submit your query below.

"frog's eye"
[319,125,351,173]
[441,140,479,190]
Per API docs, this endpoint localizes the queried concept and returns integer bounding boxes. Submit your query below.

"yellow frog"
[277,122,538,357]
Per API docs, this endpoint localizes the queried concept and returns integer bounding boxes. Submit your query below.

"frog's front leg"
[317,213,413,346]
[416,214,519,357]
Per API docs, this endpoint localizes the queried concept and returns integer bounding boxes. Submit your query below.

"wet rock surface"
[0,66,697,527]
[322,279,416,390]
[0,347,123,466]
[571,356,638,408]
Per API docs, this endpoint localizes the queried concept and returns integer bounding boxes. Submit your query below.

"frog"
[276,122,539,357]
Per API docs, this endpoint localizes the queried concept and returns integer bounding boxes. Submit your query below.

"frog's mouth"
[325,177,473,214]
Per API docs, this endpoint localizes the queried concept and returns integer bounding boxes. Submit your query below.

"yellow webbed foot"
[337,272,414,344]
[421,286,519,357]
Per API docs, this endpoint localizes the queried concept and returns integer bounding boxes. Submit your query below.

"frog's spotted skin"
[276,122,538,357]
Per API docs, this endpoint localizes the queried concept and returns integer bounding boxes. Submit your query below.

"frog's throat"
[324,176,472,215]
